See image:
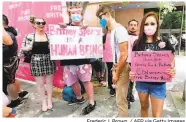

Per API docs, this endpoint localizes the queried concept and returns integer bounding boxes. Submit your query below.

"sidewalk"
[13,55,186,117]
[15,77,185,117]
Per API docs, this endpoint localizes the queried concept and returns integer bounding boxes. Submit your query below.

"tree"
[160,11,182,29]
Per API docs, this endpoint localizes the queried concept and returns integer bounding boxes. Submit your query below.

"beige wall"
[83,4,145,30]
[115,8,144,33]
[83,4,100,27]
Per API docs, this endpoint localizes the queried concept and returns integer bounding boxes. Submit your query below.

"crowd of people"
[2,2,176,117]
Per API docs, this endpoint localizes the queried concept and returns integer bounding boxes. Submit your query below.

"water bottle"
[8,108,16,118]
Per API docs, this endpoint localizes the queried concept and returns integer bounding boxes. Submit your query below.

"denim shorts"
[136,82,166,99]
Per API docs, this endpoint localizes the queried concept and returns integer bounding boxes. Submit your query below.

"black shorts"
[3,69,16,95]
[91,59,105,73]
[3,56,19,86]
[3,69,16,85]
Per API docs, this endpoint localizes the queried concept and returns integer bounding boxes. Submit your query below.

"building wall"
[83,4,100,27]
[83,4,145,30]
[115,8,144,33]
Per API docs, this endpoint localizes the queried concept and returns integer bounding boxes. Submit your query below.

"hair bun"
[30,16,35,24]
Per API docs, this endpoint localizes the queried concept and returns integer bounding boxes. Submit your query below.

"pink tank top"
[103,34,113,62]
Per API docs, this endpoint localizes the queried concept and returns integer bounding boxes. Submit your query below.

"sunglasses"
[35,21,46,25]
[98,12,107,19]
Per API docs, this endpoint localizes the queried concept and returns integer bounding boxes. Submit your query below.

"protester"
[20,16,56,112]
[102,27,115,96]
[96,5,130,117]
[2,29,15,117]
[130,12,176,117]
[127,19,139,109]
[59,2,96,115]
[169,35,178,50]
[91,58,106,86]
[90,28,107,87]
[3,16,24,108]
[59,6,86,95]
[3,14,29,100]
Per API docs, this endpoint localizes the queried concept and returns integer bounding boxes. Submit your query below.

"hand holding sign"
[80,24,88,29]
[58,23,67,28]
[167,68,176,78]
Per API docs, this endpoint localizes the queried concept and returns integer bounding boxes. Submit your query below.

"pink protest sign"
[131,51,172,82]
[49,24,103,60]
[3,2,68,88]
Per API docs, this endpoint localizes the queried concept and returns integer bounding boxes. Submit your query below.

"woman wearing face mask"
[129,12,175,117]
[20,16,56,112]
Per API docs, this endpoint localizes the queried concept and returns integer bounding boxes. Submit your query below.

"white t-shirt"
[111,24,129,64]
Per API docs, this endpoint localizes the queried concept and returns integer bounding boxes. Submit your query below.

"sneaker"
[68,97,86,106]
[7,98,23,108]
[110,89,116,97]
[19,91,29,99]
[128,100,131,109]
[82,101,96,115]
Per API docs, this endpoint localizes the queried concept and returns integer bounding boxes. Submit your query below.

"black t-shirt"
[132,37,175,85]
[3,32,18,63]
[60,24,90,66]
[32,41,50,54]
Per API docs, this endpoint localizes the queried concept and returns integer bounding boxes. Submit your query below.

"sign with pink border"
[131,51,172,82]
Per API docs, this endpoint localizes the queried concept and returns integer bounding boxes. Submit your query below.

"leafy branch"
[157,2,177,20]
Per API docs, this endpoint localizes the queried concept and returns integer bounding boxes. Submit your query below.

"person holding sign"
[20,16,56,112]
[59,2,96,115]
[96,5,130,117]
[130,12,175,117]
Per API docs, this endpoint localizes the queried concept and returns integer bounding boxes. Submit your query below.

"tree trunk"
[183,79,185,101]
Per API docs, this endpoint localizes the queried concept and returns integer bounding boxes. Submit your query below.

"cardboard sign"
[131,51,173,82]
[49,24,103,60]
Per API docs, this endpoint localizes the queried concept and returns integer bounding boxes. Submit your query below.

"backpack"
[62,86,76,102]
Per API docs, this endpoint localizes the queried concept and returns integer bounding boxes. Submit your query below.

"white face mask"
[71,14,82,23]
[144,25,157,36]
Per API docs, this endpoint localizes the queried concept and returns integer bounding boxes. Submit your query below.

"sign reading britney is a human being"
[48,24,103,60]
[131,51,173,82]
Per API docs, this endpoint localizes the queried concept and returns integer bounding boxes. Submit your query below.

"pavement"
[13,56,186,117]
